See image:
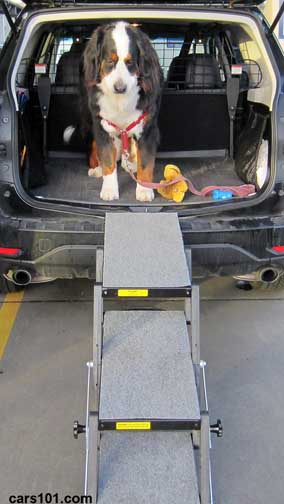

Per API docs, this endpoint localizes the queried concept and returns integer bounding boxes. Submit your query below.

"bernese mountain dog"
[81,21,164,202]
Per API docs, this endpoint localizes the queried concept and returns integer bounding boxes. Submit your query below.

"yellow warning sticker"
[116,421,151,430]
[117,289,149,297]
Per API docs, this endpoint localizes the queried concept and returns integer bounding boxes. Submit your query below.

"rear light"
[272,245,284,254]
[0,247,22,257]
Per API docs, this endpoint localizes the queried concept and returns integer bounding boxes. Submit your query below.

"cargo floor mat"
[32,156,243,205]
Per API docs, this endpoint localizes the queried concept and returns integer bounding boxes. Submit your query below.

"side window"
[239,40,262,62]
[0,14,10,52]
[238,40,263,88]
[49,36,76,83]
[152,37,184,77]
[16,32,56,87]
[32,33,55,86]
[0,15,16,89]
[55,37,73,65]
[189,38,206,55]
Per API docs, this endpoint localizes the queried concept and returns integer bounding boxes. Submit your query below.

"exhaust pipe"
[259,267,281,284]
[234,266,283,284]
[11,269,33,286]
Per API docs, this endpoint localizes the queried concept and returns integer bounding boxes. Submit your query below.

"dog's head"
[84,21,163,97]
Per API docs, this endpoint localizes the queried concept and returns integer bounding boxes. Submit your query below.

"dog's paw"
[136,184,154,202]
[88,166,103,178]
[100,177,119,201]
[100,187,119,200]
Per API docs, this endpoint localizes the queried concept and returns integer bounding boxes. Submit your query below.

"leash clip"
[122,150,130,173]
[122,149,129,160]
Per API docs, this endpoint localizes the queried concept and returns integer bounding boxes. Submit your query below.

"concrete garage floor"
[1,277,284,504]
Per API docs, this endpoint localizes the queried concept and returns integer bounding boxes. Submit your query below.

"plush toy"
[157,164,188,203]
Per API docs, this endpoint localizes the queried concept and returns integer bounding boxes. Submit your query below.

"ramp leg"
[191,285,201,368]
[185,285,200,373]
[89,256,103,503]
[186,284,201,450]
[86,412,100,504]
[93,285,103,410]
[200,411,211,504]
[96,249,104,283]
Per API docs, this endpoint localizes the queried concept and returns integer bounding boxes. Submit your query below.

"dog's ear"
[135,29,163,95]
[83,26,104,87]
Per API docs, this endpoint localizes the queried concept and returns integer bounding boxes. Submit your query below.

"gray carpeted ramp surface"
[95,311,200,504]
[100,311,200,421]
[103,212,190,288]
[95,432,200,504]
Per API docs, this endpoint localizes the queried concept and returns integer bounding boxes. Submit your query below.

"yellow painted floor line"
[0,290,25,359]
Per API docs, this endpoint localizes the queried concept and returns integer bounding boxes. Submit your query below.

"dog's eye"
[125,59,132,66]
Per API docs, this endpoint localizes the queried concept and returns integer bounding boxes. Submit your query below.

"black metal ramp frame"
[74,213,222,504]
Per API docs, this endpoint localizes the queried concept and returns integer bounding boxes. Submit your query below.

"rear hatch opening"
[11,8,277,210]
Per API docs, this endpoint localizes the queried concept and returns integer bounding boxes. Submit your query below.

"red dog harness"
[101,111,149,158]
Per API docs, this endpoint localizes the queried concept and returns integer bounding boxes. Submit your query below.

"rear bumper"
[1,215,284,280]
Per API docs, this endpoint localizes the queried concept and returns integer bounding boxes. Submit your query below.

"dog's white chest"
[98,89,144,141]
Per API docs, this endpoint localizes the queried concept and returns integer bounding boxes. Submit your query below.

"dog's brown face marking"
[102,52,119,72]
[111,52,118,62]
[101,50,118,76]
[123,53,138,75]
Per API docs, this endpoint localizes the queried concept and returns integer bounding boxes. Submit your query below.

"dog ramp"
[103,213,191,288]
[80,213,213,504]
[100,311,199,421]
[96,310,200,503]
[90,431,199,504]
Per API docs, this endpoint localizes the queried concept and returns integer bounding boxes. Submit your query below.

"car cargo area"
[34,156,241,205]
[13,13,276,208]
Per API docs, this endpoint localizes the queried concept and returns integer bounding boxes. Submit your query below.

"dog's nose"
[114,80,127,94]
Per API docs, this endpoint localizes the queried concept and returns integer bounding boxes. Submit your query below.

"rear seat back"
[159,53,229,153]
[166,35,192,90]
[55,41,85,86]
[167,56,191,90]
[185,54,223,89]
